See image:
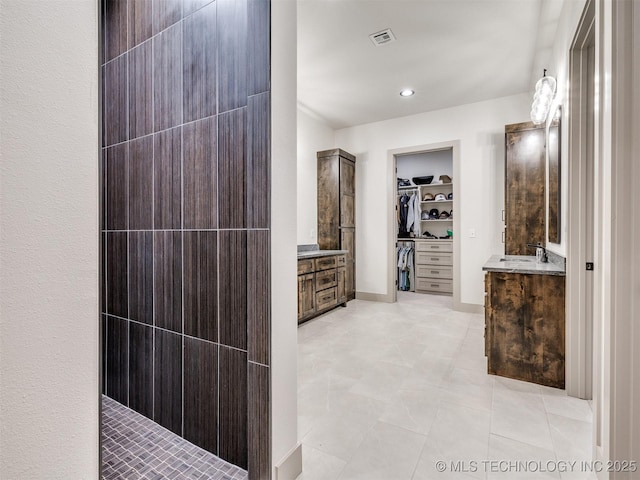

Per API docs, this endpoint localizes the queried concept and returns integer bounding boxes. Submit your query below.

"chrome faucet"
[526,243,548,263]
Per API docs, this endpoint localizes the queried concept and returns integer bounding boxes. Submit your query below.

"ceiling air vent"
[369,28,396,47]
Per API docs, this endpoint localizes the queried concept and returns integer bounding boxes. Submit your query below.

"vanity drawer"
[297,259,315,275]
[315,269,337,291]
[316,255,337,271]
[415,241,453,253]
[416,252,453,266]
[416,265,453,279]
[416,278,453,294]
[316,287,337,311]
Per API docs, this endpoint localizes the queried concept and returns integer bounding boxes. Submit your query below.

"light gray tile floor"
[297,292,596,480]
[102,396,247,480]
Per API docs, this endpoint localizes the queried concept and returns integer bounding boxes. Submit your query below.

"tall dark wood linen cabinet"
[317,149,356,300]
[504,122,546,255]
[101,0,271,478]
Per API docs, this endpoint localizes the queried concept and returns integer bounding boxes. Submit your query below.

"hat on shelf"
[421,211,430,220]
[447,192,453,200]
[429,208,440,219]
[449,209,453,219]
[439,174,452,184]
[422,231,438,239]
[439,210,450,219]
[434,193,447,201]
[423,192,435,201]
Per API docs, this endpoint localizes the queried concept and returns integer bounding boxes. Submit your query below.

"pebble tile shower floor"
[102,396,248,480]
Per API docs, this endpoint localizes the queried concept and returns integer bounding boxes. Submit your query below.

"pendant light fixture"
[530,69,557,125]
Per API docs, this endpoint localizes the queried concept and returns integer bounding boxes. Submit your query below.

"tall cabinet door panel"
[341,228,355,299]
[297,273,315,321]
[340,158,355,227]
[505,122,546,255]
[317,158,340,250]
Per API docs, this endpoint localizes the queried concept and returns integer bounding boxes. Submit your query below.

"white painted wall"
[0,1,100,478]
[296,105,335,245]
[334,93,531,305]
[271,1,301,478]
[396,150,453,184]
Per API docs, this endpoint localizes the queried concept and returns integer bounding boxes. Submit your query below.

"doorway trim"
[387,140,462,310]
[566,0,595,401]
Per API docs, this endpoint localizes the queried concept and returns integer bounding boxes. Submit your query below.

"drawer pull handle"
[431,284,440,288]
[430,246,440,249]
[430,258,440,261]
[431,271,440,274]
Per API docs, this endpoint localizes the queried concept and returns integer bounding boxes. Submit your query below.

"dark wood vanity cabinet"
[485,271,565,388]
[297,254,347,324]
[505,122,546,255]
[317,149,356,300]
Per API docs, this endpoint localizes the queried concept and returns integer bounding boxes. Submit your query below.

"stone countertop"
[482,254,566,276]
[297,249,348,260]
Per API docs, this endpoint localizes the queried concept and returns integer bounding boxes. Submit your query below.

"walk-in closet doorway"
[388,141,463,310]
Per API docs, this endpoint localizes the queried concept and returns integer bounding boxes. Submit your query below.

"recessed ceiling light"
[399,89,415,97]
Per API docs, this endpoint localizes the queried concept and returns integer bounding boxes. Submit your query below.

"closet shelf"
[421,200,452,205]
[421,219,453,222]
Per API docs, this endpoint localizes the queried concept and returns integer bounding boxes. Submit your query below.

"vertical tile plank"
[183,2,217,123]
[128,0,152,49]
[218,108,246,229]
[154,329,183,435]
[248,363,270,480]
[129,41,153,139]
[183,231,218,341]
[219,230,247,350]
[217,0,247,113]
[106,315,129,405]
[129,136,153,230]
[153,23,182,132]
[101,314,107,394]
[247,93,270,228]
[105,0,128,62]
[105,142,128,231]
[183,117,217,229]
[247,230,269,365]
[184,337,218,453]
[153,127,182,229]
[154,231,182,333]
[129,231,153,325]
[219,347,248,469]
[106,232,128,318]
[104,54,128,147]
[129,321,153,418]
[247,0,270,96]
[153,0,183,35]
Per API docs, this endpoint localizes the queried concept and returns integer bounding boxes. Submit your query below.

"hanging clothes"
[407,192,421,235]
[396,243,415,292]
[398,194,410,238]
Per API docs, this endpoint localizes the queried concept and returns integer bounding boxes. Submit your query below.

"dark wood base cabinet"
[297,254,347,324]
[485,272,565,388]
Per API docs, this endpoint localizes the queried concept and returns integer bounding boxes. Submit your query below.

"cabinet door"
[297,274,315,321]
[337,267,347,304]
[317,157,340,250]
[340,158,355,228]
[505,124,546,255]
[341,228,355,299]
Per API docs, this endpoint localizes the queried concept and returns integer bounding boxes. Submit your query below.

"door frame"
[387,140,461,310]
[566,0,595,401]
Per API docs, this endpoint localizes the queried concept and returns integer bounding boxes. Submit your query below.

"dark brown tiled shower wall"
[101,0,270,477]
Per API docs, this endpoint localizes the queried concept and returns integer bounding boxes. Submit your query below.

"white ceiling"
[297,0,563,129]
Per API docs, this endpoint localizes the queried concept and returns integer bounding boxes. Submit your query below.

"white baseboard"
[355,291,394,303]
[275,443,302,480]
